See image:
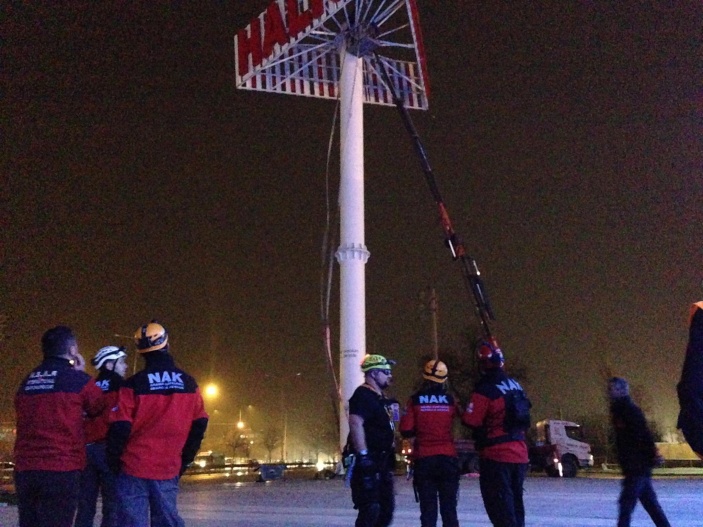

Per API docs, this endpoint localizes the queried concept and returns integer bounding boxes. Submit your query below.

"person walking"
[13,325,105,527]
[106,321,208,527]
[400,359,461,527]
[462,340,530,527]
[75,345,129,527]
[348,354,397,527]
[608,377,671,527]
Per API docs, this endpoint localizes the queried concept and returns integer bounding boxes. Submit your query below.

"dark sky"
[3,1,702,443]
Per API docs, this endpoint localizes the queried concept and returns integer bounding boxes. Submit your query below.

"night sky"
[3,1,702,446]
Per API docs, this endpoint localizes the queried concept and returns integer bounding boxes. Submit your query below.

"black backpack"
[503,389,532,435]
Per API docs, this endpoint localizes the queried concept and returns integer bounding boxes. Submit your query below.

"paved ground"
[0,473,700,526]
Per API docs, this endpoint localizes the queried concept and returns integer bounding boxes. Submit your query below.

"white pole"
[335,47,367,450]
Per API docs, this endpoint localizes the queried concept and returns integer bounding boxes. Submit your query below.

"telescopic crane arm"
[374,55,498,347]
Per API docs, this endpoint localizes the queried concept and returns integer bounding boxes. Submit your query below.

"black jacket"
[677,304,703,456]
[610,396,658,476]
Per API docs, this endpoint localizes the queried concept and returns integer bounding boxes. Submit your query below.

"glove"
[357,454,376,477]
[357,454,378,493]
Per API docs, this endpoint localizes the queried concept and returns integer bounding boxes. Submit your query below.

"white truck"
[529,419,594,478]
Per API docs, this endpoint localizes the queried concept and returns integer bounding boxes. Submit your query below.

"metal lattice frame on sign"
[235,0,429,109]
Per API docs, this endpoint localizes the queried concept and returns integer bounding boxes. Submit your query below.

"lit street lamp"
[204,383,219,400]
[237,409,244,430]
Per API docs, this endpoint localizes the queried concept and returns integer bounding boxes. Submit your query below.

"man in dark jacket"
[608,377,671,527]
[14,325,105,527]
[462,340,530,527]
[75,345,128,527]
[107,321,208,527]
[400,359,461,527]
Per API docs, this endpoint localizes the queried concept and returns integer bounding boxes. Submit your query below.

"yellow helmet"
[423,360,448,383]
[360,354,396,372]
[134,321,168,353]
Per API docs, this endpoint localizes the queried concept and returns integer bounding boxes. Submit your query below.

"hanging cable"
[321,92,342,429]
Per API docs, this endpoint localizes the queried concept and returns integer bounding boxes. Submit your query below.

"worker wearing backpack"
[462,340,531,527]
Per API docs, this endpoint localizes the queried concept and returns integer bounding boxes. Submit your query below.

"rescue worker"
[608,377,671,527]
[462,340,530,527]
[75,345,129,527]
[14,326,105,527]
[106,321,208,527]
[348,354,397,527]
[400,359,461,527]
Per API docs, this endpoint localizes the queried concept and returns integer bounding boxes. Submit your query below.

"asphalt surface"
[1,472,701,526]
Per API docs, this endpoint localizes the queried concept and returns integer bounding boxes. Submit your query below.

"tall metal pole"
[335,47,367,450]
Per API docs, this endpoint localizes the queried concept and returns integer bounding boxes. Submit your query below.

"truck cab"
[531,419,594,477]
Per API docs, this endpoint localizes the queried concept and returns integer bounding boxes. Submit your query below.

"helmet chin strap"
[364,371,385,394]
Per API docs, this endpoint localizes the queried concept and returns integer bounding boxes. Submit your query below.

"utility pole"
[429,288,439,360]
[419,287,439,360]
[282,413,288,463]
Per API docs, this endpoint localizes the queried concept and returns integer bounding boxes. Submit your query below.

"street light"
[204,383,219,400]
[237,409,244,430]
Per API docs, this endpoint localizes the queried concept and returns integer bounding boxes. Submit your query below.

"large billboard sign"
[234,0,429,110]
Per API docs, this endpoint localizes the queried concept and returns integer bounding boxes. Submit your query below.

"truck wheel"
[561,456,578,478]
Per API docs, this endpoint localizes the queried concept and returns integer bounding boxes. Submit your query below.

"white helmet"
[92,345,127,370]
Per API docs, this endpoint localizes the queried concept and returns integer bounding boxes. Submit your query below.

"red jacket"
[14,357,105,472]
[84,370,123,444]
[462,370,528,464]
[107,353,208,479]
[399,385,459,458]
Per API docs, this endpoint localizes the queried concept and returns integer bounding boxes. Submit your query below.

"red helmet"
[477,339,504,369]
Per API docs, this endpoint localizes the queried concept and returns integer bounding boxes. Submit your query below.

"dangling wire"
[321,91,342,429]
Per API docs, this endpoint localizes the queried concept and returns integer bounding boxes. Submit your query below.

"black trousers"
[413,455,460,527]
[478,458,528,527]
[350,465,395,527]
[618,474,671,527]
[15,469,81,527]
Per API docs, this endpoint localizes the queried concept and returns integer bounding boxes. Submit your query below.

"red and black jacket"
[399,384,459,459]
[84,370,123,444]
[107,352,208,479]
[14,356,105,472]
[462,370,528,463]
